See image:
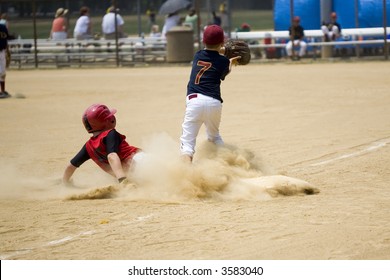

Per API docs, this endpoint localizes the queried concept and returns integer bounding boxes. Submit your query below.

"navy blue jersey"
[0,24,9,50]
[289,25,305,40]
[187,49,230,103]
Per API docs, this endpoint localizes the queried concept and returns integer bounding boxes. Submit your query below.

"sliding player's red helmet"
[82,104,116,133]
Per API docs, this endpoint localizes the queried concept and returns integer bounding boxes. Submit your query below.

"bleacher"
[8,36,167,68]
[7,27,389,68]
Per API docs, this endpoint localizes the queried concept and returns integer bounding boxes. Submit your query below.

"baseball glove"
[224,39,251,65]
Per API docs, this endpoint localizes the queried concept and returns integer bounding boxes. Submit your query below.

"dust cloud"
[69,133,319,201]
[0,133,318,201]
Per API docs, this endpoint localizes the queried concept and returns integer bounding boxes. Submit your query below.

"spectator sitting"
[183,8,198,29]
[285,16,307,60]
[321,12,342,42]
[49,8,68,40]
[236,22,251,32]
[73,6,93,40]
[149,25,161,38]
[102,6,126,40]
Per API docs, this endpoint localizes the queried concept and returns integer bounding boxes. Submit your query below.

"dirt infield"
[0,61,389,260]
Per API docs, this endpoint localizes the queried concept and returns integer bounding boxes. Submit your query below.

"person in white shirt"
[162,12,180,38]
[73,6,92,40]
[102,6,126,39]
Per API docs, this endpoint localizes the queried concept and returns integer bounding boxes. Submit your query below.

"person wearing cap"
[321,12,342,42]
[180,24,241,163]
[63,104,141,186]
[49,8,69,40]
[102,6,126,39]
[285,16,307,60]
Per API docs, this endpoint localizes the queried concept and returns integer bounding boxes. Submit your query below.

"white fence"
[7,27,389,68]
[8,36,167,68]
[231,27,390,58]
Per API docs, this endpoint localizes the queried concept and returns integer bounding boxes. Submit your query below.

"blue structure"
[274,0,390,30]
[274,0,320,30]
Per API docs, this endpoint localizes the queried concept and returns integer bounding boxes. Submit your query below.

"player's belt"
[188,94,197,100]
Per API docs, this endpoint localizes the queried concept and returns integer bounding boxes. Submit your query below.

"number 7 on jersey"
[195,61,212,84]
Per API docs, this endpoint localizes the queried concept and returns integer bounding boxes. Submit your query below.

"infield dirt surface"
[1,61,389,260]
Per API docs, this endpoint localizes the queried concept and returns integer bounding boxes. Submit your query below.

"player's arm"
[222,56,240,78]
[62,144,90,185]
[63,164,77,185]
[105,130,127,182]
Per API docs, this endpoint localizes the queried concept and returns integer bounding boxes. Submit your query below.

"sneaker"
[0,91,11,99]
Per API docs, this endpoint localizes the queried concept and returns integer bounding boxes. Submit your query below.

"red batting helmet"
[203,24,224,45]
[82,104,117,133]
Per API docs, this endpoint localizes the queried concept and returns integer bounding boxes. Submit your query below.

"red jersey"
[85,129,139,172]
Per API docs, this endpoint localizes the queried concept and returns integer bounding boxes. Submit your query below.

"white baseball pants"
[286,40,307,57]
[321,25,340,40]
[180,93,224,157]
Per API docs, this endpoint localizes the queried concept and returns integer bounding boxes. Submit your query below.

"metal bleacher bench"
[231,27,390,58]
[8,36,167,68]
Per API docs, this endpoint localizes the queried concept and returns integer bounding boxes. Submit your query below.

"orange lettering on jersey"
[195,61,212,84]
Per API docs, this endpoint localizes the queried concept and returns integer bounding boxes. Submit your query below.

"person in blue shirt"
[180,24,240,162]
[285,16,307,60]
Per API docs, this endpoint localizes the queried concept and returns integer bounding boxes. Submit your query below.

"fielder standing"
[180,24,240,162]
[0,20,10,98]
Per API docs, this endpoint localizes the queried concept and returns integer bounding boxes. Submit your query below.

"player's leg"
[285,41,293,58]
[0,50,9,98]
[331,25,339,40]
[204,99,223,145]
[180,98,204,161]
[321,25,330,41]
[299,41,307,57]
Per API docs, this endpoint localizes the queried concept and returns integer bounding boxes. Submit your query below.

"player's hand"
[230,56,241,66]
[62,178,76,187]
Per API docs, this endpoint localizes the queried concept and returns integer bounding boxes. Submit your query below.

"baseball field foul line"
[309,138,389,167]
[0,214,154,260]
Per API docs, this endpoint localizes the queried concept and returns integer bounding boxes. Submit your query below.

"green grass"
[9,10,274,39]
